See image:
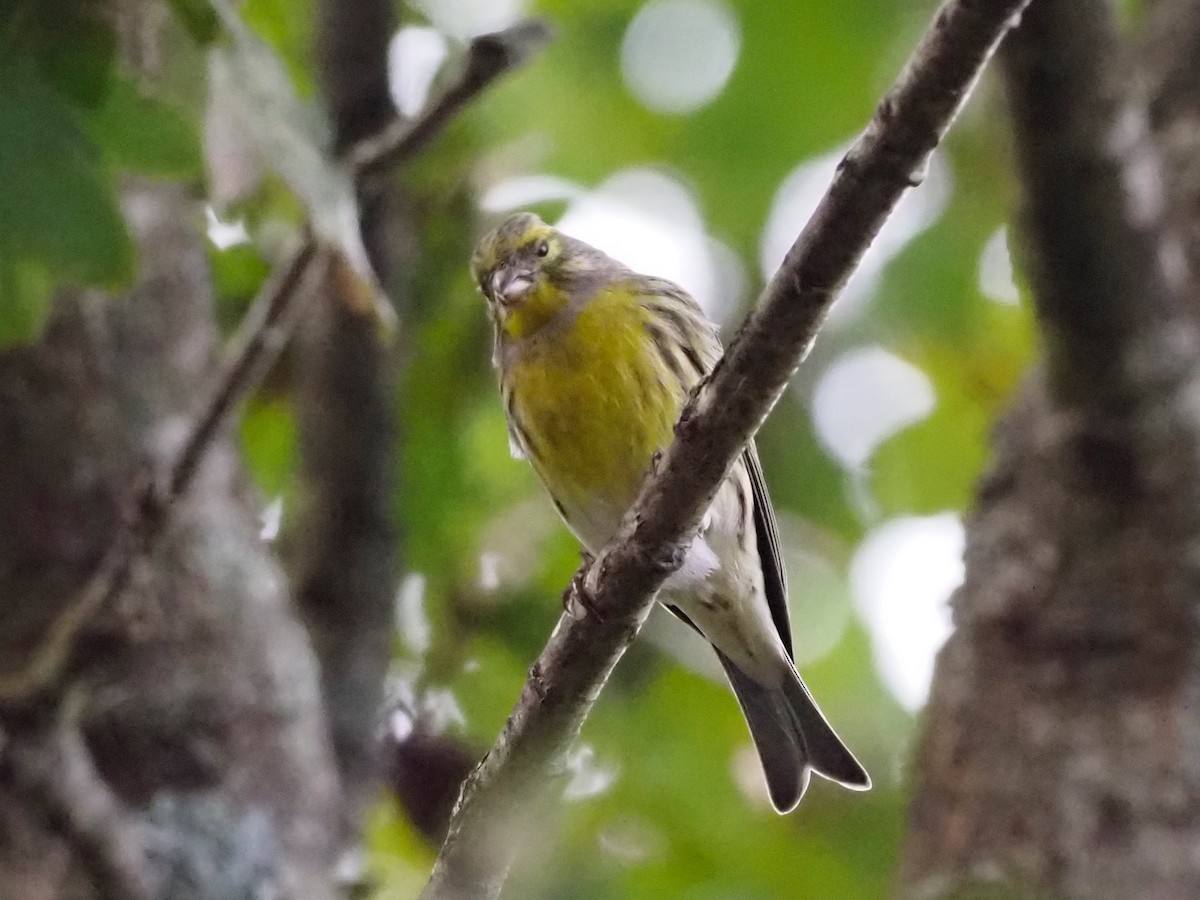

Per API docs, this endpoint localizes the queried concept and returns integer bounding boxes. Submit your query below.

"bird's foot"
[562,553,603,621]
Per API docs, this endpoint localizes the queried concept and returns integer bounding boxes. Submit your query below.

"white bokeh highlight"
[480,174,586,213]
[562,744,619,801]
[850,514,964,711]
[385,662,467,733]
[620,0,741,115]
[598,818,664,864]
[205,205,249,249]
[477,552,502,592]
[978,226,1020,305]
[388,26,448,117]
[810,345,936,471]
[395,572,431,656]
[259,496,283,543]
[762,146,952,322]
[557,169,741,322]
[412,0,526,40]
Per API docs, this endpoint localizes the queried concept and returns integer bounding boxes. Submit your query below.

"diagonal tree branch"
[169,232,322,505]
[420,0,1034,897]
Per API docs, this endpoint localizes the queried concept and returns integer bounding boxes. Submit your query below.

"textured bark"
[0,182,342,900]
[1145,0,1200,278]
[898,2,1200,898]
[899,378,1200,900]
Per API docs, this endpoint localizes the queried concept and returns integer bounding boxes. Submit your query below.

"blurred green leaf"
[240,397,299,500]
[211,240,271,331]
[0,256,53,347]
[241,0,318,97]
[871,303,1032,515]
[364,799,434,898]
[82,73,202,177]
[0,60,133,290]
[210,240,271,301]
[22,0,117,107]
[164,0,222,44]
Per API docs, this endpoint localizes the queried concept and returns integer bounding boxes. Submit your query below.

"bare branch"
[421,0,1033,896]
[999,0,1192,411]
[168,232,321,504]
[347,20,554,179]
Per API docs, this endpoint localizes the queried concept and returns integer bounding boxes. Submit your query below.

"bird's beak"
[490,266,535,307]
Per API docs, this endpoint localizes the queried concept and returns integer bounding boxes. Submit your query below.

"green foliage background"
[0,0,1035,896]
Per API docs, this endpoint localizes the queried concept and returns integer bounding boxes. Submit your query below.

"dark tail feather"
[720,657,809,811]
[717,653,870,813]
[781,668,871,791]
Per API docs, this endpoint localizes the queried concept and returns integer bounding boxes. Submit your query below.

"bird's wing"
[633,277,724,374]
[636,277,792,655]
[745,442,792,659]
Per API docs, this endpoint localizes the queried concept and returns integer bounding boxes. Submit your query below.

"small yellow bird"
[472,212,869,811]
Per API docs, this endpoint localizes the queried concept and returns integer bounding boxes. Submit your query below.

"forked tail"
[718,651,870,813]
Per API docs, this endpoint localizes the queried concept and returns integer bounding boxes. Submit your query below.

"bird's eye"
[535,240,550,258]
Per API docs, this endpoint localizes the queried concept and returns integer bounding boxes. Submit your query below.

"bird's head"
[471,212,592,339]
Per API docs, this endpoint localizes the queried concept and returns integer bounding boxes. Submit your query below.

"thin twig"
[420,0,1033,896]
[168,232,320,503]
[347,20,554,179]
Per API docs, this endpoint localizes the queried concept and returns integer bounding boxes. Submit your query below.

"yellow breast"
[505,290,682,513]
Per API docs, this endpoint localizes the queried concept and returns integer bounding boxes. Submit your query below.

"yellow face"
[471,212,570,339]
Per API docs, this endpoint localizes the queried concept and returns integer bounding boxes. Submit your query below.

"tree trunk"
[899,2,1200,897]
[291,0,404,839]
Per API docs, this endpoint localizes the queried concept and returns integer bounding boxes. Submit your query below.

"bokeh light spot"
[205,205,249,249]
[479,174,585,213]
[259,496,283,542]
[810,345,936,471]
[388,26,448,117]
[620,0,741,115]
[978,225,1020,305]
[850,514,963,711]
[395,572,431,656]
[563,744,619,801]
[555,168,741,322]
[412,0,526,40]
